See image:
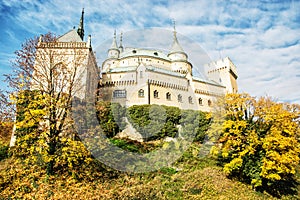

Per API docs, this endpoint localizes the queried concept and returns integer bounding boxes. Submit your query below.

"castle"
[10,9,239,146]
[100,30,238,112]
[36,9,238,112]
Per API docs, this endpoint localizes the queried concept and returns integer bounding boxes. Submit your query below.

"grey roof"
[169,32,186,55]
[193,77,225,87]
[105,65,185,78]
[120,48,170,61]
[146,66,186,77]
[58,29,83,42]
[108,66,137,73]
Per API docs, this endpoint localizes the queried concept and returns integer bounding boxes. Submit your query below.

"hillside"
[0,141,299,199]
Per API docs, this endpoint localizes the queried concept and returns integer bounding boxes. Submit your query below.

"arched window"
[138,89,144,97]
[154,90,159,98]
[188,96,193,104]
[208,99,212,106]
[140,71,143,78]
[166,92,171,100]
[178,94,182,102]
[198,98,203,105]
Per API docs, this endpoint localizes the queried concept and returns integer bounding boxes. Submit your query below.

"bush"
[96,101,126,138]
[127,105,210,142]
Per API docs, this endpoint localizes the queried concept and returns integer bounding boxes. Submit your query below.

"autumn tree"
[0,89,14,135]
[6,32,98,175]
[210,93,300,196]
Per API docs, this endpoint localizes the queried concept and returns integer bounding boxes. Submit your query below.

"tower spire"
[77,8,84,40]
[110,30,118,49]
[169,19,184,54]
[168,20,188,62]
[173,19,177,38]
[119,32,123,52]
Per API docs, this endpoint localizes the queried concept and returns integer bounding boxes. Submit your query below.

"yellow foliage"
[211,93,300,189]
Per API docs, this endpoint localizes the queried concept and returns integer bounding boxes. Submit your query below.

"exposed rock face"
[115,117,144,142]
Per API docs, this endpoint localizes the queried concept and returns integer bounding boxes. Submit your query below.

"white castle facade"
[100,30,238,112]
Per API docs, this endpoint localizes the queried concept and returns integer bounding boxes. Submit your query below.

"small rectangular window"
[113,90,126,98]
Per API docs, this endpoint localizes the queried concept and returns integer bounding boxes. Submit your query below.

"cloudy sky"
[1,0,299,103]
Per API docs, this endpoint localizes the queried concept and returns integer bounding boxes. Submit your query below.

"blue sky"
[0,0,299,103]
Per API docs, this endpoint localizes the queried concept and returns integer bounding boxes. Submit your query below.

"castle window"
[178,94,182,102]
[154,52,158,56]
[140,71,143,78]
[198,98,203,105]
[138,89,144,97]
[208,100,212,106]
[188,96,193,104]
[154,90,159,98]
[113,90,126,98]
[187,80,190,86]
[166,92,171,100]
[132,50,137,54]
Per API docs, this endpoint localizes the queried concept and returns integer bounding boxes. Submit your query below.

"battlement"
[205,57,237,77]
[38,42,88,49]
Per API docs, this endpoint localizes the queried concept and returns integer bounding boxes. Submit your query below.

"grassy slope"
[2,142,298,200]
[0,141,299,199]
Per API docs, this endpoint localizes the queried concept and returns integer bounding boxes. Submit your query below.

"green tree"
[96,101,126,138]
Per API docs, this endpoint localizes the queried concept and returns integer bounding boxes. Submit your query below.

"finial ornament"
[172,19,177,37]
[119,32,123,52]
[38,34,43,45]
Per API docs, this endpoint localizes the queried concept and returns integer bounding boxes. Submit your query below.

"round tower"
[107,31,120,59]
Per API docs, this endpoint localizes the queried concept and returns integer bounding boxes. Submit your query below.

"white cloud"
[1,0,299,103]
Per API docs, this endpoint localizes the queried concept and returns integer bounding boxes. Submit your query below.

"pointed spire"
[110,30,118,49]
[77,8,84,40]
[119,32,123,52]
[170,20,184,53]
[173,19,177,38]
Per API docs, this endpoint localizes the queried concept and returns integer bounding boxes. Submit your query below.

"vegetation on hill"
[0,34,299,199]
[2,141,297,200]
[97,102,211,142]
[1,94,299,199]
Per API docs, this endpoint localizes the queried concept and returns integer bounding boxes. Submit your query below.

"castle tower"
[11,9,99,147]
[33,9,99,100]
[168,23,192,75]
[205,57,238,93]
